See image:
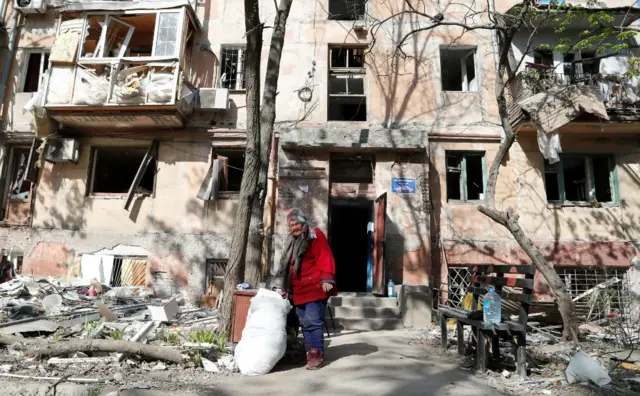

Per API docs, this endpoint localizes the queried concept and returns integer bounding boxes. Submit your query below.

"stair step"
[329,296,398,308]
[333,317,403,331]
[331,306,401,319]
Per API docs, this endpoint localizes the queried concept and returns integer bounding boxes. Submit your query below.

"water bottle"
[483,286,502,324]
[387,279,395,298]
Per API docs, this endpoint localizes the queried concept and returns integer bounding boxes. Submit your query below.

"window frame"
[219,45,246,91]
[439,46,479,93]
[87,145,158,198]
[543,154,619,207]
[19,49,50,93]
[445,151,487,203]
[77,9,186,64]
[327,0,367,21]
[328,45,367,121]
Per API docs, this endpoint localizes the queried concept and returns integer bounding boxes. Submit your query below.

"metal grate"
[445,267,472,308]
[109,256,148,287]
[220,47,245,90]
[205,259,227,294]
[556,267,629,322]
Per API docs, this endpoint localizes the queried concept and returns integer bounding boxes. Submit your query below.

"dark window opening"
[591,156,613,203]
[330,156,374,183]
[562,157,588,202]
[581,52,599,76]
[465,155,483,200]
[534,49,554,66]
[446,152,485,201]
[440,48,477,92]
[544,167,560,201]
[220,46,246,90]
[328,96,366,121]
[91,147,156,194]
[205,259,227,296]
[328,0,366,21]
[216,151,244,192]
[22,52,49,93]
[10,148,32,201]
[330,47,364,68]
[544,155,615,204]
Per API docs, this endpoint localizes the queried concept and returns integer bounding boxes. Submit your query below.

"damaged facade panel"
[41,7,198,130]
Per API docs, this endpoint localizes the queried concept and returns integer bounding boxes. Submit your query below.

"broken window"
[21,51,50,93]
[220,46,246,90]
[446,152,485,202]
[328,0,366,20]
[109,256,148,287]
[533,49,554,67]
[330,155,374,183]
[563,51,599,81]
[89,147,156,195]
[216,151,244,192]
[440,47,477,92]
[544,155,615,204]
[328,46,366,121]
[79,11,183,61]
[8,148,33,201]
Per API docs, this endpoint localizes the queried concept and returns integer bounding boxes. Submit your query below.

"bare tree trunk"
[479,90,579,339]
[244,0,294,287]
[217,0,263,336]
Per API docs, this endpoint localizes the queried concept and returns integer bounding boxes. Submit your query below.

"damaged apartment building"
[0,0,639,328]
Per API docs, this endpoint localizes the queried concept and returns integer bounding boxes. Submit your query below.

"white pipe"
[0,12,20,115]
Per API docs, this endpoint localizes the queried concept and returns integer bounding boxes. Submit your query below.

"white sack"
[234,288,291,376]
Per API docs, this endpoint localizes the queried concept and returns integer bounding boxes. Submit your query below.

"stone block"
[399,285,432,329]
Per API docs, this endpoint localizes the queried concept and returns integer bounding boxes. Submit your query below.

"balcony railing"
[519,62,638,109]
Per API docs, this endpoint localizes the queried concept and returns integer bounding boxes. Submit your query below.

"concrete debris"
[201,357,220,373]
[0,274,226,383]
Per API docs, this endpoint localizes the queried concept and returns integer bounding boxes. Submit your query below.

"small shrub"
[110,328,126,340]
[188,329,217,344]
[164,330,181,346]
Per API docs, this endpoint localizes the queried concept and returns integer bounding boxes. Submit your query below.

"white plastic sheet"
[537,129,562,164]
[234,288,291,376]
[565,351,611,387]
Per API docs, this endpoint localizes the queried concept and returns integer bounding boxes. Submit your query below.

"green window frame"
[445,151,487,203]
[543,154,619,206]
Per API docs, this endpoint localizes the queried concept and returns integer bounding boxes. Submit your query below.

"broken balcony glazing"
[41,7,197,129]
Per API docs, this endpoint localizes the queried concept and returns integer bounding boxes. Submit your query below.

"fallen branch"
[0,373,104,384]
[0,335,183,364]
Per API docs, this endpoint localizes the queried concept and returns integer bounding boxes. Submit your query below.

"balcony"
[507,61,640,132]
[40,5,201,130]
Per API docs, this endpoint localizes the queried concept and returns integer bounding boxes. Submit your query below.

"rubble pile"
[0,275,234,388]
[412,319,640,396]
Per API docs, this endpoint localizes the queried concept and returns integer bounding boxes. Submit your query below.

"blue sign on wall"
[391,178,416,194]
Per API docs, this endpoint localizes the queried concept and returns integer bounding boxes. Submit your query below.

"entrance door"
[372,192,387,295]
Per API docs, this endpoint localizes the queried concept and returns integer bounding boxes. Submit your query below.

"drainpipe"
[488,0,506,145]
[0,12,20,118]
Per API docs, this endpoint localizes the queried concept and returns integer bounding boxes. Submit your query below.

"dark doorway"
[330,202,372,292]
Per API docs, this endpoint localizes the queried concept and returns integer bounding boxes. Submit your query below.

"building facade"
[0,0,638,314]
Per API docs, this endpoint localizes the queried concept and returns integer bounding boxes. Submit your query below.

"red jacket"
[290,228,338,306]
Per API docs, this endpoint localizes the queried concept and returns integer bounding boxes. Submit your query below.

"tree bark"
[217,0,263,336]
[479,74,579,339]
[0,335,183,363]
[244,0,294,287]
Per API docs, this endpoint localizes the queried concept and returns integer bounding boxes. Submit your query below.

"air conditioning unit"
[14,0,46,14]
[45,138,79,163]
[197,88,230,111]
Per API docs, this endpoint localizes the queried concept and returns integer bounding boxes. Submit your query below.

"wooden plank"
[471,275,534,290]
[124,140,157,211]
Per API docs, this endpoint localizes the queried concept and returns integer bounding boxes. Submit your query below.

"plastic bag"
[234,288,291,376]
[565,351,611,387]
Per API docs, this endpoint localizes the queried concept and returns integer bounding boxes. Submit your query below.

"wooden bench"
[438,264,536,377]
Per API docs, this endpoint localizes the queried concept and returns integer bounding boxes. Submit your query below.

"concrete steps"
[328,295,402,331]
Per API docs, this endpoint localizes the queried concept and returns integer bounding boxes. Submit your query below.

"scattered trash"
[152,362,167,371]
[41,294,63,314]
[147,298,179,322]
[565,352,612,387]
[201,357,220,373]
[236,283,251,290]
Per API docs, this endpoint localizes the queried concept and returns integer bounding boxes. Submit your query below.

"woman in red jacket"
[281,208,337,370]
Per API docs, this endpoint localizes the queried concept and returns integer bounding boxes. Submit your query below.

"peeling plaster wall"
[0,137,237,303]
[431,128,640,299]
